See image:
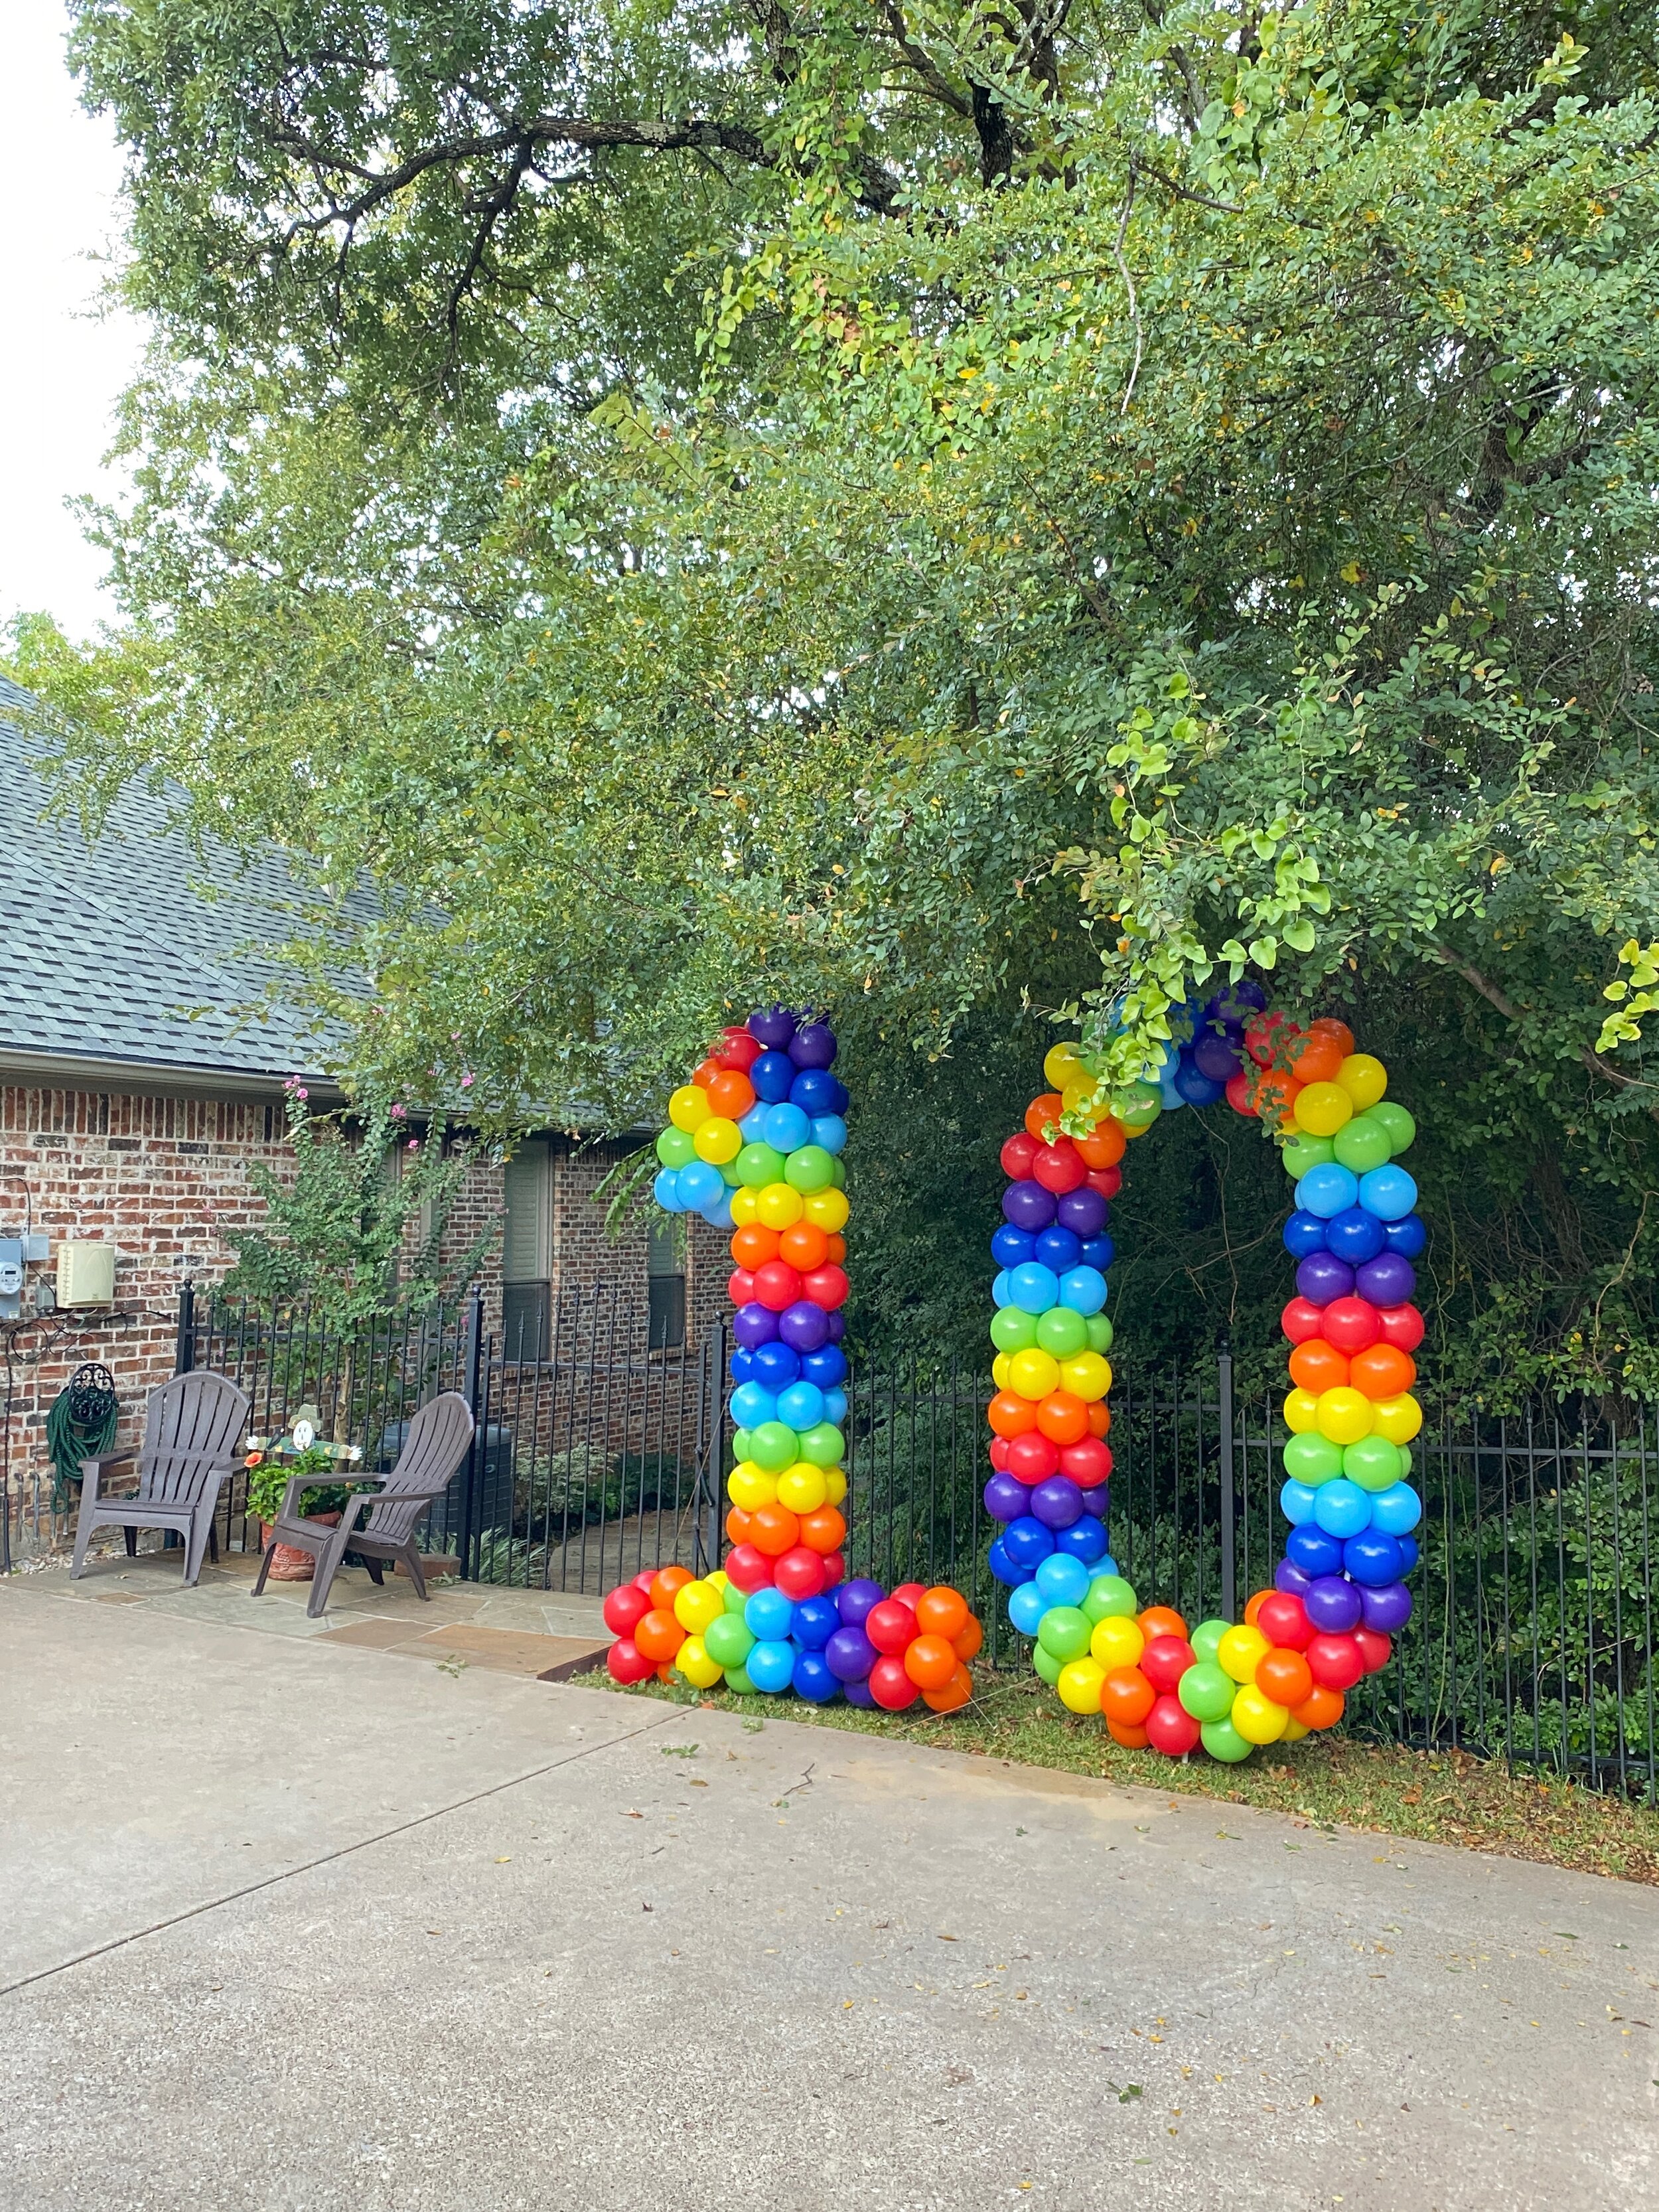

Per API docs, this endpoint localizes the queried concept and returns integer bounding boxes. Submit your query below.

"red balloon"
[1059,1435,1112,1486]
[1031,1140,1087,1195]
[1140,1635,1196,1695]
[1000,1131,1039,1179]
[1306,1631,1366,1692]
[632,1569,658,1595]
[1225,1068,1258,1116]
[603,1582,651,1637]
[727,1268,756,1307]
[715,1026,761,1070]
[988,1436,1012,1471]
[1353,1627,1393,1675]
[723,1543,774,1593]
[1378,1302,1425,1353]
[801,1262,850,1311]
[869,1654,920,1710]
[1145,1694,1202,1757]
[753,1260,804,1313]
[1006,1430,1060,1483]
[1244,1009,1303,1067]
[606,1637,656,1686]
[1086,1165,1123,1201]
[1322,1295,1382,1353]
[865,1599,919,1655]
[819,1548,846,1588]
[774,1544,828,1599]
[891,1582,928,1607]
[1280,1296,1328,1346]
[1255,1591,1313,1651]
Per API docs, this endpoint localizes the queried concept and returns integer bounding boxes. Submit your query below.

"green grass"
[600,1662,1659,1885]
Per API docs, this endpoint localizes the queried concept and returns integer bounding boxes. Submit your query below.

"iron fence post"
[1218,1342,1237,1624]
[457,1288,484,1579]
[173,1280,196,1376]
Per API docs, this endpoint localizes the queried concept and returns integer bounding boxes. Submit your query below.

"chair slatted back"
[361,1392,474,1547]
[136,1372,252,1506]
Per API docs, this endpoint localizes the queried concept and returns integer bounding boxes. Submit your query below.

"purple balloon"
[984,1472,1029,1523]
[1305,1574,1364,1633]
[824,1625,879,1682]
[748,1005,798,1048]
[1296,1252,1356,1306]
[1356,1252,1415,1306]
[1192,1029,1242,1081]
[1003,1178,1058,1231]
[778,1299,830,1353]
[835,1578,884,1627]
[790,1021,837,1069]
[824,1309,846,1344]
[1275,1559,1314,1598]
[733,1301,780,1349]
[1055,1186,1108,1236]
[1360,1581,1413,1633]
[1030,1476,1084,1530]
[1206,979,1267,1029]
[1078,1485,1110,1520]
[843,1674,878,1707]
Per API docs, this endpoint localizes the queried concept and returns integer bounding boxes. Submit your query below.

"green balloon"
[1177,1660,1236,1723]
[1033,1642,1064,1686]
[1281,1133,1334,1179]
[784,1143,835,1192]
[1283,1431,1344,1486]
[796,1421,845,1467]
[1200,1717,1255,1763]
[1036,1307,1088,1358]
[705,1613,755,1669]
[829,1157,847,1188]
[1086,1312,1114,1353]
[750,1420,800,1471]
[1118,1080,1161,1130]
[1190,1616,1230,1664]
[1368,1101,1416,1154]
[732,1428,753,1461]
[1037,1603,1093,1662]
[656,1125,696,1169]
[721,1161,743,1186]
[1332,1114,1392,1175]
[1085,1574,1138,1622]
[735,1141,786,1190]
[724,1665,758,1695]
[723,1580,750,1615]
[1398,1445,1413,1480]
[1342,1434,1404,1492]
[991,1307,1039,1354]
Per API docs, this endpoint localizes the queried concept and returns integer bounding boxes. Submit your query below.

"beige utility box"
[58,1242,116,1307]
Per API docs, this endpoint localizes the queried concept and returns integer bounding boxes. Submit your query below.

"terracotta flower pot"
[257,1511,342,1582]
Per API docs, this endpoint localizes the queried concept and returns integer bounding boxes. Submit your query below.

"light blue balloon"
[1033,1553,1090,1608]
[1369,1481,1422,1536]
[678,1159,723,1210]
[1010,1262,1060,1315]
[762,1102,811,1153]
[1358,1164,1419,1221]
[991,1269,1014,1309]
[811,1113,848,1155]
[729,1382,778,1430]
[1058,1266,1108,1315]
[738,1103,771,1143]
[1296,1162,1361,1220]
[1313,1477,1371,1538]
[1155,1046,1188,1111]
[776,1380,826,1431]
[701,1189,735,1230]
[745,1586,796,1641]
[652,1167,684,1211]
[747,1639,797,1693]
[1007,1581,1050,1638]
[821,1386,848,1426]
[1279,1477,1319,1526]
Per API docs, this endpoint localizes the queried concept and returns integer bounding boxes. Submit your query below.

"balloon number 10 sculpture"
[603,1008,983,1711]
[988,986,1424,1762]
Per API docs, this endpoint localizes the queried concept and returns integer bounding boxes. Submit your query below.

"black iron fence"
[179,1286,1659,1799]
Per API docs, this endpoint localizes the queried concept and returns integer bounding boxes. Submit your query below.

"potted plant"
[244,1415,368,1582]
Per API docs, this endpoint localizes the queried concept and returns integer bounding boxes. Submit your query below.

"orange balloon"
[1289,1339,1350,1394]
[1036,1390,1090,1445]
[1101,1665,1156,1726]
[725,1505,754,1546]
[915,1586,970,1640]
[797,1505,846,1554]
[989,1390,1040,1439]
[952,1615,984,1662]
[691,1057,723,1092]
[904,1633,959,1690]
[923,1663,974,1713]
[1253,1069,1301,1122]
[1244,1587,1271,1627]
[731,1223,780,1270]
[1256,1647,1315,1709]
[650,1564,693,1609]
[1287,1032,1345,1084]
[1137,1605,1189,1643]
[1074,1116,1127,1169]
[1106,1718,1151,1747]
[705,1068,756,1120]
[826,1233,847,1264]
[1024,1092,1065,1141]
[778,1220,830,1271]
[1350,1343,1417,1399]
[1087,1401,1112,1438]
[749,1503,801,1558]
[634,1607,686,1662]
[1307,1017,1356,1057]
[1293,1684,1345,1730]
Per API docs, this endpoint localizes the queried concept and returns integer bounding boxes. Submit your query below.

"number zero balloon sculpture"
[602,1007,981,1712]
[988,984,1423,1760]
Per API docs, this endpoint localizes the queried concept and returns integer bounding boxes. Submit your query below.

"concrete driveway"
[3,1572,1656,2211]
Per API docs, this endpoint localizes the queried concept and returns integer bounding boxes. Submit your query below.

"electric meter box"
[58,1242,115,1307]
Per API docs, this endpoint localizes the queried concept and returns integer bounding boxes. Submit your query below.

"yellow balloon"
[707,1570,729,1591]
[693,1114,742,1164]
[1283,1387,1321,1434]
[802,1185,849,1232]
[1280,1716,1311,1742]
[1045,1041,1086,1089]
[756,1181,805,1230]
[1217,1623,1270,1684]
[1337,1053,1388,1110]
[728,1462,776,1511]
[1061,1076,1099,1116]
[1090,1615,1146,1669]
[1371,1391,1423,1444]
[672,1580,723,1635]
[1232,1682,1289,1745]
[1058,1351,1112,1402]
[730,1186,759,1226]
[674,1635,725,1689]
[991,1352,1013,1391]
[824,1466,847,1507]
[1007,1347,1062,1402]
[1293,1080,1354,1138]
[1057,1656,1108,1715]
[1316,1385,1376,1445]
[777,1461,828,1513]
[668,1084,711,1132]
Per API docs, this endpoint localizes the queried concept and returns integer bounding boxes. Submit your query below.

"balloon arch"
[603,988,1423,1766]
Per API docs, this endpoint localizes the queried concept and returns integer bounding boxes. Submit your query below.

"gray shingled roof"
[0,674,362,1087]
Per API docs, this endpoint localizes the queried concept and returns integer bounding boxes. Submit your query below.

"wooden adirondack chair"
[70,1370,252,1588]
[252,1390,475,1619]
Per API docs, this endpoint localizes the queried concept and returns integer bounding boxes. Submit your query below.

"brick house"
[0,677,722,1562]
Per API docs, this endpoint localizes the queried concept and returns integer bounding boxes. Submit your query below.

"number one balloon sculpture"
[602,1007,983,1710]
[987,986,1425,1761]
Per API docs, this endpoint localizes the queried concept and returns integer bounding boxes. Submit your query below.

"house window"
[502,1141,550,1361]
[647,1215,685,1350]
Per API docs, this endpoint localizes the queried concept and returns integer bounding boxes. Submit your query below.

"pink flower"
[461,1072,474,1088]
[407,1138,420,1152]
[296,1088,309,1101]
[390,1103,407,1119]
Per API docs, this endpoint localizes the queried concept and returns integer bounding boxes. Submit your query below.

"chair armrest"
[80,1449,135,1474]
[341,1481,452,1530]
[78,1450,135,1507]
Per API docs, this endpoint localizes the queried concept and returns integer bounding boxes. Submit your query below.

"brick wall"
[548,1141,727,1347]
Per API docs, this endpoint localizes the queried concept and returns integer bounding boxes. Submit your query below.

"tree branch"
[1429,942,1658,1110]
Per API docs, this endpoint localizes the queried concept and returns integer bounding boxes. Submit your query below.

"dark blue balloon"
[988,1537,1029,1586]
[1080,1233,1114,1270]
[728,1347,757,1386]
[791,1594,841,1651]
[1343,1531,1406,1587]
[750,1339,802,1390]
[1003,1514,1056,1570]
[993,1224,1036,1268]
[792,1649,841,1702]
[1174,1049,1228,1107]
[1055,1516,1110,1563]
[1384,1212,1427,1258]
[798,1343,847,1389]
[1325,1205,1386,1265]
[1283,1210,1331,1258]
[751,1049,796,1102]
[1396,1534,1419,1574]
[1035,1225,1082,1274]
[1287,1523,1344,1577]
[788,1067,840,1114]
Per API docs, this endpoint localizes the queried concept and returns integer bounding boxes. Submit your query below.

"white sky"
[0,5,146,639]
